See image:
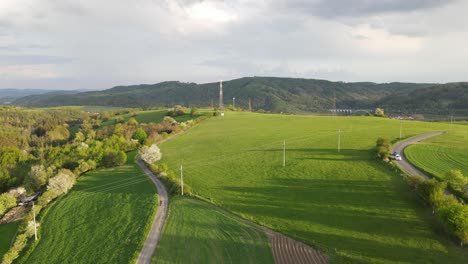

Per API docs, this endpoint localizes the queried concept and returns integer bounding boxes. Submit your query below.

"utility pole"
[283,140,286,167]
[33,201,37,240]
[180,164,184,196]
[338,129,341,152]
[248,97,252,112]
[399,120,403,139]
[233,97,235,108]
[450,115,453,129]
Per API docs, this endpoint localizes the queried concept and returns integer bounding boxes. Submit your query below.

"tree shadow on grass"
[216,175,467,263]
[74,166,155,195]
[248,148,372,161]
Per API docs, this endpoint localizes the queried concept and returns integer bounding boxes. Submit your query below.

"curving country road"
[392,131,445,179]
[136,157,168,264]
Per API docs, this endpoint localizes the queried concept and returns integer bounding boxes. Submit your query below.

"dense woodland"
[0,106,196,199]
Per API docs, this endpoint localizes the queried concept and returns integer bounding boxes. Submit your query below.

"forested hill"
[376,82,468,114]
[11,77,467,114]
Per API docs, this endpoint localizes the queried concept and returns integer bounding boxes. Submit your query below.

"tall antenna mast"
[219,80,224,111]
[219,80,225,116]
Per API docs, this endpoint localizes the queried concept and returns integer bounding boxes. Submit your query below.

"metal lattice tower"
[219,80,224,111]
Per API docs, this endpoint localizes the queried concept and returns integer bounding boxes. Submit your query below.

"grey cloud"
[276,0,456,18]
[0,55,75,65]
[49,0,89,16]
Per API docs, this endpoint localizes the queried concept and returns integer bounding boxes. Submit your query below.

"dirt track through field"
[263,228,328,264]
[136,157,168,264]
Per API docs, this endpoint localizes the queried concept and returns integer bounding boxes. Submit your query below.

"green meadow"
[99,109,168,128]
[405,130,468,179]
[18,152,158,264]
[0,221,20,258]
[159,112,468,263]
[154,197,274,264]
[99,109,206,128]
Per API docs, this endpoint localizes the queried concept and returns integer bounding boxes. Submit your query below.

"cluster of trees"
[0,192,16,217]
[374,108,386,117]
[375,137,391,160]
[0,107,85,149]
[166,105,186,117]
[407,175,468,246]
[1,105,213,263]
[444,170,468,200]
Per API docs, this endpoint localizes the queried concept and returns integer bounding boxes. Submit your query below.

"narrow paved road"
[392,131,445,179]
[136,157,168,264]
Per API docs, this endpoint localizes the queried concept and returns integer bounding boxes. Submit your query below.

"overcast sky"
[1,0,467,90]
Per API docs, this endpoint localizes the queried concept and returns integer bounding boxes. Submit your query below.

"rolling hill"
[11,77,468,115]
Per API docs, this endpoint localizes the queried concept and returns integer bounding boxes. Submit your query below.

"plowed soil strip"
[262,228,328,264]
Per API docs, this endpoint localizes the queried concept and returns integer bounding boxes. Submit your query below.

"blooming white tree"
[139,144,162,164]
[47,169,76,195]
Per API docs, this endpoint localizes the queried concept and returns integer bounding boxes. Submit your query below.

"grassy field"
[99,109,204,128]
[405,131,468,180]
[0,221,20,258]
[159,112,468,263]
[154,197,274,264]
[18,152,158,264]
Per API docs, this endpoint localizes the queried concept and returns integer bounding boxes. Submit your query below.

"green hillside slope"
[13,77,434,113]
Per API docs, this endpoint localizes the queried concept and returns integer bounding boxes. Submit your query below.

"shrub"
[101,149,127,167]
[374,108,386,117]
[147,164,191,195]
[376,137,390,160]
[0,192,16,216]
[163,116,176,124]
[132,128,148,145]
[438,203,468,246]
[127,117,138,127]
[445,170,467,193]
[37,189,59,207]
[190,107,199,116]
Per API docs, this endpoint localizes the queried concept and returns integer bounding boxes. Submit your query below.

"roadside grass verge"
[17,152,158,264]
[159,112,468,263]
[154,196,274,264]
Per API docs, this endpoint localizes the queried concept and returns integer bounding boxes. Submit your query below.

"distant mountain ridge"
[10,77,468,115]
[0,89,81,104]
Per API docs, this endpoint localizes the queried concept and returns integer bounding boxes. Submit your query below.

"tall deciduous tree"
[132,128,148,144]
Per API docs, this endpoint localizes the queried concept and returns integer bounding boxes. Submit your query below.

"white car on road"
[394,153,402,161]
